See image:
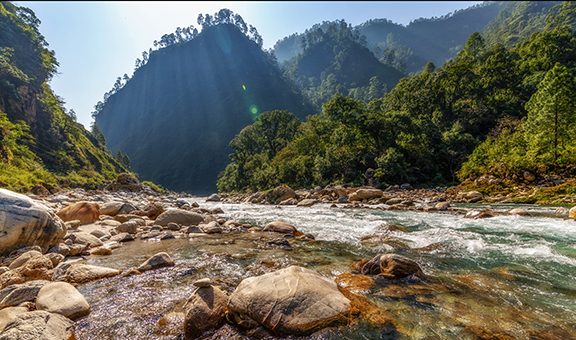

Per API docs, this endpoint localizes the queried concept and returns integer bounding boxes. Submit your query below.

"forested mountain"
[94,10,312,193]
[281,20,404,108]
[218,2,576,192]
[0,2,125,192]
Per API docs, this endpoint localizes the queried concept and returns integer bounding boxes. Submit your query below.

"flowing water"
[76,201,576,339]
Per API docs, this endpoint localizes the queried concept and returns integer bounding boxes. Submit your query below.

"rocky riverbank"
[1,178,575,339]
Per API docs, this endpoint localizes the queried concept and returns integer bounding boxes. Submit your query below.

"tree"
[524,63,576,164]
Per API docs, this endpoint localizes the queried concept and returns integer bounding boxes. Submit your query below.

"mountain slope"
[95,21,312,193]
[0,2,125,192]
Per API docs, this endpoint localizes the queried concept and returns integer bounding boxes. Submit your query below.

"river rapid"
[77,201,576,339]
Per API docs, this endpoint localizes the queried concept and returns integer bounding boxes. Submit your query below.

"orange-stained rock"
[57,201,100,225]
[335,273,375,294]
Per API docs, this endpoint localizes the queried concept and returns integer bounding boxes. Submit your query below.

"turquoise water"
[76,202,576,339]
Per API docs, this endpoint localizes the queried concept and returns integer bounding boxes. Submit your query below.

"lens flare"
[249,104,258,115]
[242,84,247,91]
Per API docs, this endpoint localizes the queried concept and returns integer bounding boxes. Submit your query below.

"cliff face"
[95,24,312,193]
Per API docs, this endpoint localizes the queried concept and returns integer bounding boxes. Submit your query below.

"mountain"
[94,16,312,194]
[0,2,125,192]
[281,20,404,108]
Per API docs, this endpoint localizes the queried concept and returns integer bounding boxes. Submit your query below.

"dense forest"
[218,2,576,193]
[94,10,312,193]
[0,2,125,192]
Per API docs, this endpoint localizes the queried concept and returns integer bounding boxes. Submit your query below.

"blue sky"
[16,1,481,128]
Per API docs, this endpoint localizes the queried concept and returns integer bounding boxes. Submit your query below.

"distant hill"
[94,14,312,193]
[0,2,125,192]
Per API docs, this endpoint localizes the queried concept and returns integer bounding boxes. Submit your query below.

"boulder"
[13,255,54,283]
[9,250,42,269]
[206,194,221,202]
[0,280,49,308]
[56,201,100,225]
[359,254,424,279]
[297,199,317,207]
[45,253,64,267]
[47,244,70,257]
[52,263,120,284]
[201,221,222,234]
[569,206,576,220]
[131,202,164,219]
[137,252,175,272]
[110,232,134,243]
[0,310,75,340]
[67,232,103,248]
[434,202,450,211]
[464,191,483,203]
[106,172,142,192]
[266,186,296,204]
[263,221,298,235]
[228,266,351,335]
[464,209,494,219]
[0,306,28,332]
[509,208,530,216]
[116,220,139,234]
[183,285,228,338]
[99,202,130,217]
[36,282,90,320]
[349,189,383,202]
[385,197,403,205]
[89,246,112,256]
[279,198,298,205]
[155,209,204,226]
[0,189,66,255]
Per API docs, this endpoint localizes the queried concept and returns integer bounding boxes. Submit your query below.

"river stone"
[8,250,42,269]
[56,201,100,225]
[193,278,212,288]
[0,280,49,308]
[45,253,65,267]
[569,206,576,219]
[36,282,90,320]
[184,286,228,338]
[110,232,134,242]
[137,252,175,272]
[228,266,351,335]
[263,221,298,235]
[116,220,139,234]
[266,185,297,204]
[155,209,204,226]
[0,310,75,340]
[99,201,125,216]
[0,189,67,255]
[0,306,28,332]
[349,189,383,201]
[89,246,112,256]
[201,221,222,234]
[464,209,494,219]
[434,202,450,210]
[13,254,54,283]
[509,208,530,216]
[360,254,424,279]
[52,263,120,284]
[464,191,483,202]
[67,232,103,248]
[297,199,317,207]
[206,194,221,202]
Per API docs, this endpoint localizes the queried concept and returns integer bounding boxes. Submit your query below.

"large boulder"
[263,221,299,235]
[0,189,66,255]
[0,280,49,308]
[266,186,297,204]
[359,254,424,279]
[155,209,204,226]
[52,263,120,284]
[0,306,28,332]
[349,188,383,202]
[206,194,221,202]
[99,201,136,217]
[183,285,228,338]
[36,282,90,320]
[0,310,75,340]
[56,201,100,225]
[137,252,175,272]
[8,250,42,269]
[569,206,576,219]
[228,266,351,335]
[106,172,142,192]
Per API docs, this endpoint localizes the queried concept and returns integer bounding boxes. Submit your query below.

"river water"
[76,201,576,339]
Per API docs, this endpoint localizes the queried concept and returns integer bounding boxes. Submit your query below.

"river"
[76,201,576,339]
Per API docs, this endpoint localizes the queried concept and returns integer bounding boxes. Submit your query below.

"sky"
[16,1,481,129]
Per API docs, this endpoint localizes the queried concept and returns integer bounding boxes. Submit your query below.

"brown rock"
[263,220,298,235]
[56,201,99,225]
[0,310,75,339]
[359,254,424,279]
[184,286,228,338]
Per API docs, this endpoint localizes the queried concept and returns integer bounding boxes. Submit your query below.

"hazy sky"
[16,1,481,128]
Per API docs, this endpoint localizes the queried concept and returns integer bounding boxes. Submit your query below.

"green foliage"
[142,180,166,193]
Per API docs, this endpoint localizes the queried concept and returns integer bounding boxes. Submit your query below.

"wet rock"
[52,263,120,284]
[36,282,90,320]
[0,306,28,332]
[89,246,112,256]
[116,220,139,234]
[155,312,184,337]
[67,232,103,248]
[110,232,134,243]
[155,209,204,226]
[266,185,296,204]
[263,220,298,235]
[435,202,450,210]
[137,252,175,272]
[193,278,212,288]
[359,254,424,279]
[228,266,351,335]
[297,198,317,207]
[206,193,221,202]
[184,285,228,338]
[464,191,483,203]
[201,221,222,234]
[267,238,292,250]
[335,273,375,294]
[509,208,530,216]
[0,280,49,308]
[349,189,383,201]
[0,189,66,255]
[9,250,42,269]
[0,310,75,339]
[569,206,576,219]
[464,209,494,219]
[56,201,100,225]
